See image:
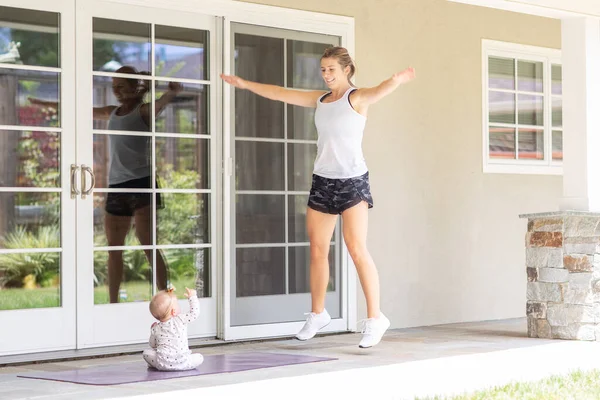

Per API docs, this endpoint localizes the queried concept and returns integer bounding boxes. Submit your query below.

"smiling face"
[320,57,350,90]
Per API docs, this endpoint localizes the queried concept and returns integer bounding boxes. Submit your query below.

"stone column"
[521,212,600,340]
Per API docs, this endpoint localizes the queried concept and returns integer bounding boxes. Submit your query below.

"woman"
[221,47,415,348]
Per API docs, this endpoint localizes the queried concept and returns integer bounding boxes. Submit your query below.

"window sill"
[483,163,563,175]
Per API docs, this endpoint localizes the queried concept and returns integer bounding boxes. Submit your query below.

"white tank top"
[313,87,368,179]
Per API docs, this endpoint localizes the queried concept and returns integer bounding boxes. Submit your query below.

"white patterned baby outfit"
[143,295,203,371]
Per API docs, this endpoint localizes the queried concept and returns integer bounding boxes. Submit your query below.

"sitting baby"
[143,287,204,371]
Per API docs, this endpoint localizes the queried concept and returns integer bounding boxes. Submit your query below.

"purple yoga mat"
[17,352,336,386]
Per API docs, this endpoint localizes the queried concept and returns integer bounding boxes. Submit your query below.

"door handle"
[81,165,96,199]
[70,164,80,199]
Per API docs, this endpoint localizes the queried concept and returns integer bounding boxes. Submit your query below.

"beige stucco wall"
[242,0,562,328]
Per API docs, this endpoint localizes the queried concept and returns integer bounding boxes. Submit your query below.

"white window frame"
[482,39,562,175]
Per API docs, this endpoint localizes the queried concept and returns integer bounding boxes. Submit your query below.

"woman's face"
[112,77,137,103]
[320,57,348,89]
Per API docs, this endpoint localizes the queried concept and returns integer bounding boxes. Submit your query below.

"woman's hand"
[392,67,416,85]
[220,74,248,90]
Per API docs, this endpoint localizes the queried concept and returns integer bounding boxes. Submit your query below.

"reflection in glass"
[518,94,543,126]
[162,248,210,299]
[92,75,151,131]
[157,193,210,245]
[489,91,515,124]
[236,247,285,297]
[155,25,208,81]
[156,137,210,189]
[0,192,60,249]
[93,18,151,72]
[489,127,515,159]
[552,64,562,95]
[94,249,153,304]
[553,130,563,161]
[0,69,60,128]
[235,34,284,138]
[518,60,543,93]
[552,97,562,128]
[0,6,60,68]
[287,40,331,90]
[236,195,284,244]
[488,57,515,91]
[289,246,335,294]
[0,252,60,310]
[155,82,208,135]
[288,143,317,191]
[0,130,59,188]
[235,141,284,191]
[518,129,544,160]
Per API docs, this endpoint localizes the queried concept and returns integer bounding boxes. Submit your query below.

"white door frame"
[75,0,219,348]
[0,0,77,356]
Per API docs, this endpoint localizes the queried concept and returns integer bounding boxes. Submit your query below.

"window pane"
[235,141,284,191]
[0,192,60,249]
[489,91,515,124]
[93,249,152,304]
[518,60,543,93]
[552,97,562,128]
[155,82,209,135]
[552,64,562,95]
[156,137,210,189]
[162,248,210,298]
[236,247,285,297]
[0,6,60,68]
[553,130,563,161]
[92,75,151,131]
[155,25,208,81]
[289,246,335,294]
[288,105,317,141]
[518,94,543,126]
[489,57,515,90]
[288,143,317,192]
[157,193,210,245]
[0,252,60,310]
[287,40,332,90]
[93,133,152,189]
[0,130,60,188]
[93,18,151,72]
[1,69,60,128]
[236,195,284,244]
[234,34,284,138]
[489,127,515,159]
[518,128,544,160]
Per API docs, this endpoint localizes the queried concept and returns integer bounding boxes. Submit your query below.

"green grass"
[420,369,600,400]
[0,278,198,310]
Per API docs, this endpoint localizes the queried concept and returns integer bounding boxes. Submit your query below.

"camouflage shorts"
[308,172,374,215]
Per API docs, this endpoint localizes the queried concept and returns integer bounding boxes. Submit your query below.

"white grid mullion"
[94,188,211,193]
[235,136,317,145]
[153,132,212,140]
[0,187,61,193]
[0,248,62,254]
[283,38,289,295]
[151,22,158,294]
[0,125,62,133]
[515,60,520,160]
[94,244,214,252]
[0,63,61,73]
[154,76,210,86]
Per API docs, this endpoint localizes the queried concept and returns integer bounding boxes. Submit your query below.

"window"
[483,40,562,175]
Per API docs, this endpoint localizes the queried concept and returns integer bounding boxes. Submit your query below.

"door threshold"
[0,331,351,367]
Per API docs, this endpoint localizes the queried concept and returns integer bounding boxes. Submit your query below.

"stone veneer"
[520,211,600,341]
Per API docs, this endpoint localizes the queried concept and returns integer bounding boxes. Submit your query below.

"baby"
[143,287,204,371]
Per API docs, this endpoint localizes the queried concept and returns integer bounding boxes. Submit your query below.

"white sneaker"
[296,309,331,341]
[358,313,390,348]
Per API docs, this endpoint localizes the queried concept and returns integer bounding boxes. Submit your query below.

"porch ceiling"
[447,0,600,19]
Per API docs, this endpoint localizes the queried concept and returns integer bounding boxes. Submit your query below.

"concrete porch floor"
[3,318,600,400]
